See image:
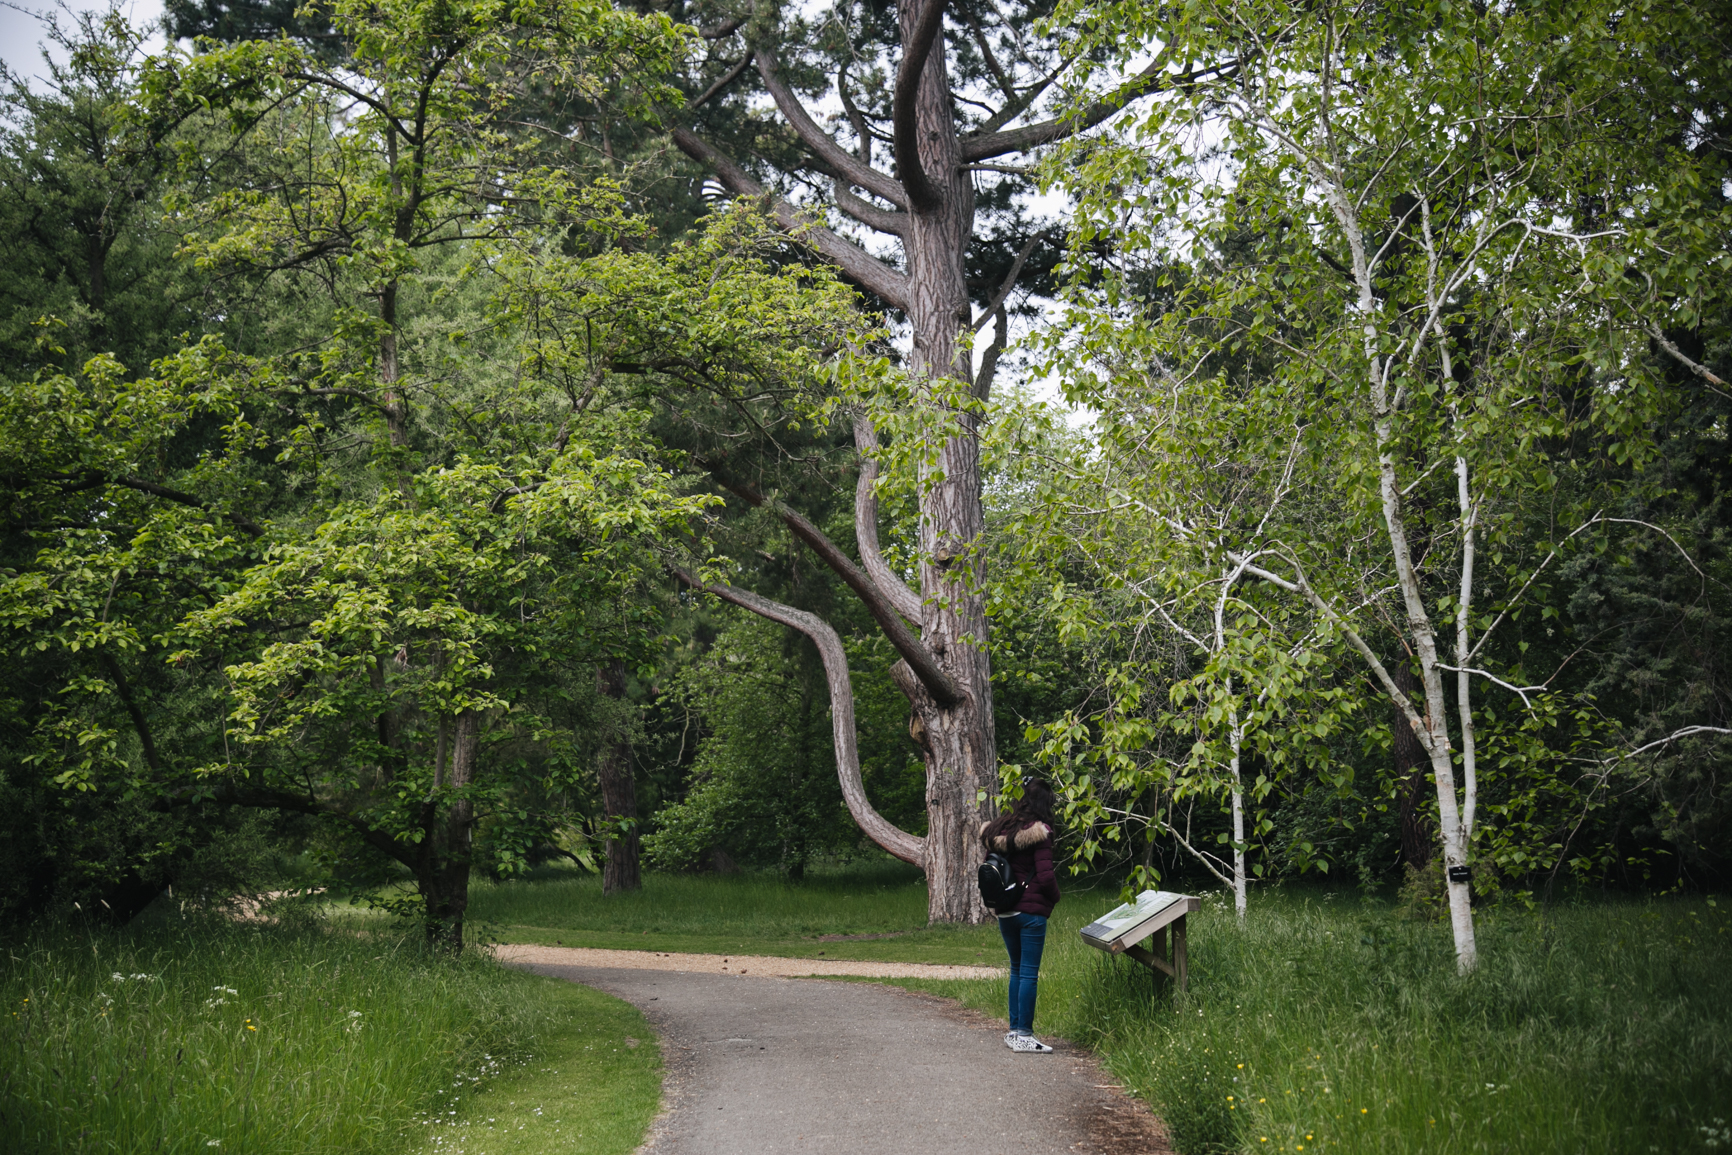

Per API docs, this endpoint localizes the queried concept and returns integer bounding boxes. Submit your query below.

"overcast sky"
[1,0,166,84]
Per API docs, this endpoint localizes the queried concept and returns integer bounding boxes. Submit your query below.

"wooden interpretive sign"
[1078,890,1200,992]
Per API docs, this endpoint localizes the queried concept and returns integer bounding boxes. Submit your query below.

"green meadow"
[6,864,1726,1155]
[0,915,660,1155]
[461,859,1005,964]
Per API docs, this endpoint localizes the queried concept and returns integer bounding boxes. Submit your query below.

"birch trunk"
[1228,708,1247,919]
[1335,175,1478,970]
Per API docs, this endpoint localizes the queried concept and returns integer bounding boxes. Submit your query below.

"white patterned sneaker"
[1004,1031,1018,1049]
[1012,1035,1053,1053]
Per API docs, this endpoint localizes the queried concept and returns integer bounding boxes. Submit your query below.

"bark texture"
[419,709,478,952]
[885,1,997,925]
[1391,662,1435,871]
[597,659,642,895]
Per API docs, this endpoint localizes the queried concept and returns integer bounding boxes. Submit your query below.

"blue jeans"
[998,912,1048,1035]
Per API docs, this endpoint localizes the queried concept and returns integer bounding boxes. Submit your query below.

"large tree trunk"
[419,709,477,952]
[896,7,996,925]
[675,0,1178,924]
[596,659,642,894]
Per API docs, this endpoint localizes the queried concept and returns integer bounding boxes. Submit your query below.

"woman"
[981,778,1061,1053]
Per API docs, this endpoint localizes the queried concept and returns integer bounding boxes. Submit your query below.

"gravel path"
[507,953,1170,1155]
[492,943,1004,980]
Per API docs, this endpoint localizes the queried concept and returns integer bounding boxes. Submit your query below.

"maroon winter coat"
[981,819,1061,918]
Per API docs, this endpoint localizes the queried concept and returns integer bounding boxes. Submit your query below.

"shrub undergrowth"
[0,912,568,1154]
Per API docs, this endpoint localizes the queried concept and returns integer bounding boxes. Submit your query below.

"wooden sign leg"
[1174,914,1189,992]
[1152,924,1168,995]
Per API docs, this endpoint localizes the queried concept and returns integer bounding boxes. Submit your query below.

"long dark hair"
[982,778,1056,849]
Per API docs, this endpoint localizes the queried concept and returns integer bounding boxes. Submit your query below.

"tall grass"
[0,914,568,1155]
[896,888,1732,1155]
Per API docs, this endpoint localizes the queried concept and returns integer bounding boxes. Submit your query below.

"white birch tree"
[1046,0,1731,970]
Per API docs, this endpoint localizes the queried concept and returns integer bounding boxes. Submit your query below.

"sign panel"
[1079,890,1198,951]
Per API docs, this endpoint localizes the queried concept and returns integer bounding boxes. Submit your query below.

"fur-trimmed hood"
[980,820,1052,852]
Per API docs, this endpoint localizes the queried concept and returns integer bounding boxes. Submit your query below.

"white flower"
[207,1141,221,1147]
[111,972,125,982]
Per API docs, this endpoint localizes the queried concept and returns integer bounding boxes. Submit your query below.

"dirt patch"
[491,943,1004,981]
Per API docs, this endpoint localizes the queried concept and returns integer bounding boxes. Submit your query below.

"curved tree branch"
[961,56,1237,161]
[755,47,908,208]
[974,304,1008,402]
[892,0,948,211]
[167,780,415,867]
[670,567,927,865]
[100,652,160,772]
[971,230,1043,330]
[965,13,1017,101]
[1646,322,1728,389]
[834,184,908,235]
[106,474,265,537]
[670,128,911,311]
[706,470,963,706]
[690,52,754,109]
[700,16,746,39]
[853,415,925,621]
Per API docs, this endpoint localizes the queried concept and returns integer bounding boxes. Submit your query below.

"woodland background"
[1,0,1728,945]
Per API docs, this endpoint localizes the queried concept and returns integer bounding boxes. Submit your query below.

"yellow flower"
[1361,1109,1368,1115]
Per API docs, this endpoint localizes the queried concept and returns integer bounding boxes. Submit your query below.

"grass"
[416,977,660,1155]
[875,886,1732,1155]
[0,914,660,1155]
[465,859,1007,964]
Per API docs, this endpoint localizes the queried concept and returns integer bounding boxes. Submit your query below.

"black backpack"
[977,851,1026,914]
